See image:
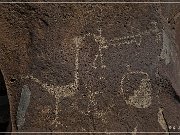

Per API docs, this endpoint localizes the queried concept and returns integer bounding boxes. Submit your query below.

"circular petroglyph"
[121,70,152,108]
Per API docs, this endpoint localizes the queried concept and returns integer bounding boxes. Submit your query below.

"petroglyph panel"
[1,3,180,133]
[13,5,180,132]
[21,23,164,132]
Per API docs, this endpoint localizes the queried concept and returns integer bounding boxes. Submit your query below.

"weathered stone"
[0,1,179,133]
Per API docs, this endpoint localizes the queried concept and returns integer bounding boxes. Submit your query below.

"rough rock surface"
[0,1,180,134]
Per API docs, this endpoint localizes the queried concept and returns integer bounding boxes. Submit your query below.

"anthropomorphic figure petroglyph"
[92,28,108,69]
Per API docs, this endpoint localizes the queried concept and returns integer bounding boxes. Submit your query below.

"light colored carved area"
[157,108,169,134]
[81,22,161,78]
[78,28,108,70]
[109,21,160,47]
[24,75,77,98]
[127,78,152,108]
[87,89,98,107]
[110,27,142,46]
[23,36,82,128]
[80,28,108,79]
[121,69,152,108]
[92,54,98,69]
[94,110,108,124]
[152,21,162,44]
[79,85,110,124]
[93,28,108,69]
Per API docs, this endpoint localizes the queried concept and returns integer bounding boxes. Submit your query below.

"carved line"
[22,36,82,128]
[120,70,152,108]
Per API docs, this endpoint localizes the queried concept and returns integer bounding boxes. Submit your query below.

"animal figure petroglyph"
[23,37,82,128]
[121,66,152,108]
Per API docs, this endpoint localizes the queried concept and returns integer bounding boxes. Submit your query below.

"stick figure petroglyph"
[92,28,108,69]
[80,28,108,80]
[23,36,82,128]
[80,28,108,70]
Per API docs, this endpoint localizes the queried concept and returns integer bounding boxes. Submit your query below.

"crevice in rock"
[0,70,12,133]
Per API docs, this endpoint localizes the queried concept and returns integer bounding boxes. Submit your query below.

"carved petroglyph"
[128,26,142,46]
[81,22,161,75]
[94,110,108,124]
[152,21,162,44]
[17,85,31,130]
[80,28,108,70]
[23,37,81,128]
[80,28,108,80]
[157,108,169,134]
[88,89,98,107]
[92,54,99,69]
[155,32,162,44]
[93,28,108,69]
[128,78,152,108]
[25,75,77,98]
[121,67,152,108]
[74,37,81,88]
[109,32,142,47]
[109,21,160,47]
[79,85,109,124]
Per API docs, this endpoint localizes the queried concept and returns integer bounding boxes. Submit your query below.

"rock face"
[0,1,180,133]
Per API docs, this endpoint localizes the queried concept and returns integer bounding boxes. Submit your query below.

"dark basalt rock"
[0,1,180,134]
